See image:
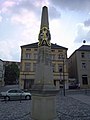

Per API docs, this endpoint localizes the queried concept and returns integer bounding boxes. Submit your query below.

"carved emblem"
[38,27,51,47]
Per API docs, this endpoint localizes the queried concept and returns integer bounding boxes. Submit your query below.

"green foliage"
[4,63,20,85]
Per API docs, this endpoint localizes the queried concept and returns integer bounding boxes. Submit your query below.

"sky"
[0,0,90,62]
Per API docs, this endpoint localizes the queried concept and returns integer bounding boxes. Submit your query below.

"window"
[81,53,85,58]
[51,50,55,52]
[26,49,31,51]
[58,64,63,72]
[34,53,37,59]
[82,75,88,85]
[58,50,63,52]
[25,63,31,71]
[51,54,55,60]
[58,54,64,59]
[34,49,37,51]
[16,90,23,93]
[8,90,17,93]
[0,71,2,77]
[52,64,55,72]
[33,63,36,71]
[82,63,86,69]
[58,54,61,59]
[26,53,31,59]
[88,53,90,58]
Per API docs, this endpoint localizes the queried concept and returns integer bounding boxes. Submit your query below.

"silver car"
[1,89,31,101]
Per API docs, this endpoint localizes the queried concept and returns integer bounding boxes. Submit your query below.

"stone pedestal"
[31,45,59,120]
[31,92,57,120]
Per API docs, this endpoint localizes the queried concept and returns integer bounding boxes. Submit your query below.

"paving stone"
[0,91,90,120]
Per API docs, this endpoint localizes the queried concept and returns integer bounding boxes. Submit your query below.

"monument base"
[31,93,58,120]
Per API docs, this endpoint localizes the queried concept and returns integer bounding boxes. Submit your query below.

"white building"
[68,45,90,88]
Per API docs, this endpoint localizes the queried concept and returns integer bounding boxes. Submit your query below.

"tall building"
[0,59,4,86]
[19,42,68,90]
[68,45,90,88]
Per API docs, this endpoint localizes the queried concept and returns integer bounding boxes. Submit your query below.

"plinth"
[31,91,58,120]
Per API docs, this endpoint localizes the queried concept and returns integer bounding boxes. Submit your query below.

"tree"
[4,63,20,85]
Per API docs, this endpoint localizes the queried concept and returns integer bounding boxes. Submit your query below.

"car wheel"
[25,95,31,100]
[5,96,10,101]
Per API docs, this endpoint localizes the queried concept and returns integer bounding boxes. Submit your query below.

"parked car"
[0,89,31,101]
[69,83,80,89]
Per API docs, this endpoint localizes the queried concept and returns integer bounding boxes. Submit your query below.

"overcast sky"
[0,0,90,61]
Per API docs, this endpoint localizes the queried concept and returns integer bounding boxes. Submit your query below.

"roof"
[77,45,90,51]
[69,45,90,59]
[51,43,68,49]
[21,42,68,50]
[21,42,38,48]
[0,59,3,62]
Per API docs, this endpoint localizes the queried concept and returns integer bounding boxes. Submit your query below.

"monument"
[31,6,58,120]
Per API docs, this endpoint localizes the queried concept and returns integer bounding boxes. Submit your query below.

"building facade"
[0,59,4,86]
[68,45,90,88]
[19,42,68,90]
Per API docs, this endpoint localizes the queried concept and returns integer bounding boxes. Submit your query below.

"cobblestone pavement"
[56,94,90,120]
[0,90,90,120]
[0,100,31,120]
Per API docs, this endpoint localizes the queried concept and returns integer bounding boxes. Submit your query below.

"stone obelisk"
[31,6,58,120]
